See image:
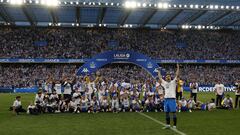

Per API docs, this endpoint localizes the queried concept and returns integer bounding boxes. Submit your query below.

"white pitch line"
[137,112,186,135]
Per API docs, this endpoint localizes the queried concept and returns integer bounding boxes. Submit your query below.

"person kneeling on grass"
[187,97,196,112]
[100,96,109,112]
[208,98,216,111]
[131,97,141,112]
[222,94,233,110]
[144,95,154,112]
[90,96,100,113]
[111,94,119,113]
[121,96,130,112]
[10,96,26,115]
[178,97,188,112]
[27,102,39,115]
[80,95,90,113]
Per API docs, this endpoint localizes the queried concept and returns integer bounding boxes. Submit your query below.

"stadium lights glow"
[57,23,61,26]
[226,6,229,9]
[10,0,23,5]
[215,5,219,9]
[157,2,168,9]
[173,4,177,8]
[237,6,239,9]
[142,3,146,7]
[231,6,235,9]
[154,4,157,7]
[149,4,152,7]
[70,1,73,5]
[184,5,187,8]
[195,5,199,8]
[72,23,74,26]
[41,0,59,6]
[83,2,85,5]
[111,3,113,6]
[116,3,119,6]
[179,4,182,8]
[190,4,193,8]
[35,0,39,4]
[210,5,213,9]
[103,24,106,27]
[105,2,108,6]
[124,1,137,8]
[29,0,32,3]
[76,23,79,26]
[76,1,78,5]
[200,5,204,8]
[0,0,3,2]
[221,5,224,9]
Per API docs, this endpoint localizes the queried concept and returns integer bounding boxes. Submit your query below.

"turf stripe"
[137,112,186,135]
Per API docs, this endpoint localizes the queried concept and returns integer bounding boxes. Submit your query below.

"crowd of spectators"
[0,64,239,87]
[0,27,240,59]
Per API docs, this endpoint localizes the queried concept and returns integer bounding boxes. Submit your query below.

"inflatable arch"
[76,50,161,77]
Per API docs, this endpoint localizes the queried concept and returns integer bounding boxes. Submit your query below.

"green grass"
[0,92,239,135]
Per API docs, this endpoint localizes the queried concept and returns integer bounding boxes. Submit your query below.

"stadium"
[0,0,240,135]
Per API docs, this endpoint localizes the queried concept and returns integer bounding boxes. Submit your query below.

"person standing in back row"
[190,80,198,102]
[214,80,225,107]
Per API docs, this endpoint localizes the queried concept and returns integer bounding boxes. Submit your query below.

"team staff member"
[214,81,225,107]
[189,80,199,102]
[158,64,179,129]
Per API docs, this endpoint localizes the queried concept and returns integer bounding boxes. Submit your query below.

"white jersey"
[122,99,130,107]
[214,84,224,95]
[161,77,177,98]
[190,83,198,93]
[179,100,187,107]
[54,83,62,94]
[223,97,233,106]
[101,99,109,106]
[63,82,72,94]
[13,100,21,107]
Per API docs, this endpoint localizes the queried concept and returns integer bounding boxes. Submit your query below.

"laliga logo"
[82,68,89,73]
[113,53,130,59]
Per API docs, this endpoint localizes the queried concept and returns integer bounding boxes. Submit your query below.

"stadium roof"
[1,0,240,30]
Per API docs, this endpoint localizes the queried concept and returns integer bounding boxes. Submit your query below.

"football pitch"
[0,92,239,135]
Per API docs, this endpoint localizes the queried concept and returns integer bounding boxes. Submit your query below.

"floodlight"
[215,5,218,9]
[142,3,146,7]
[157,3,163,8]
[10,0,23,5]
[163,3,168,8]
[190,5,193,8]
[124,1,137,8]
[195,5,199,8]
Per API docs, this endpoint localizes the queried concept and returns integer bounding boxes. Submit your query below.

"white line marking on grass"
[137,112,186,135]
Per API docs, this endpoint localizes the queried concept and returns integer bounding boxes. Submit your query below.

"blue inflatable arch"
[76,50,161,78]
